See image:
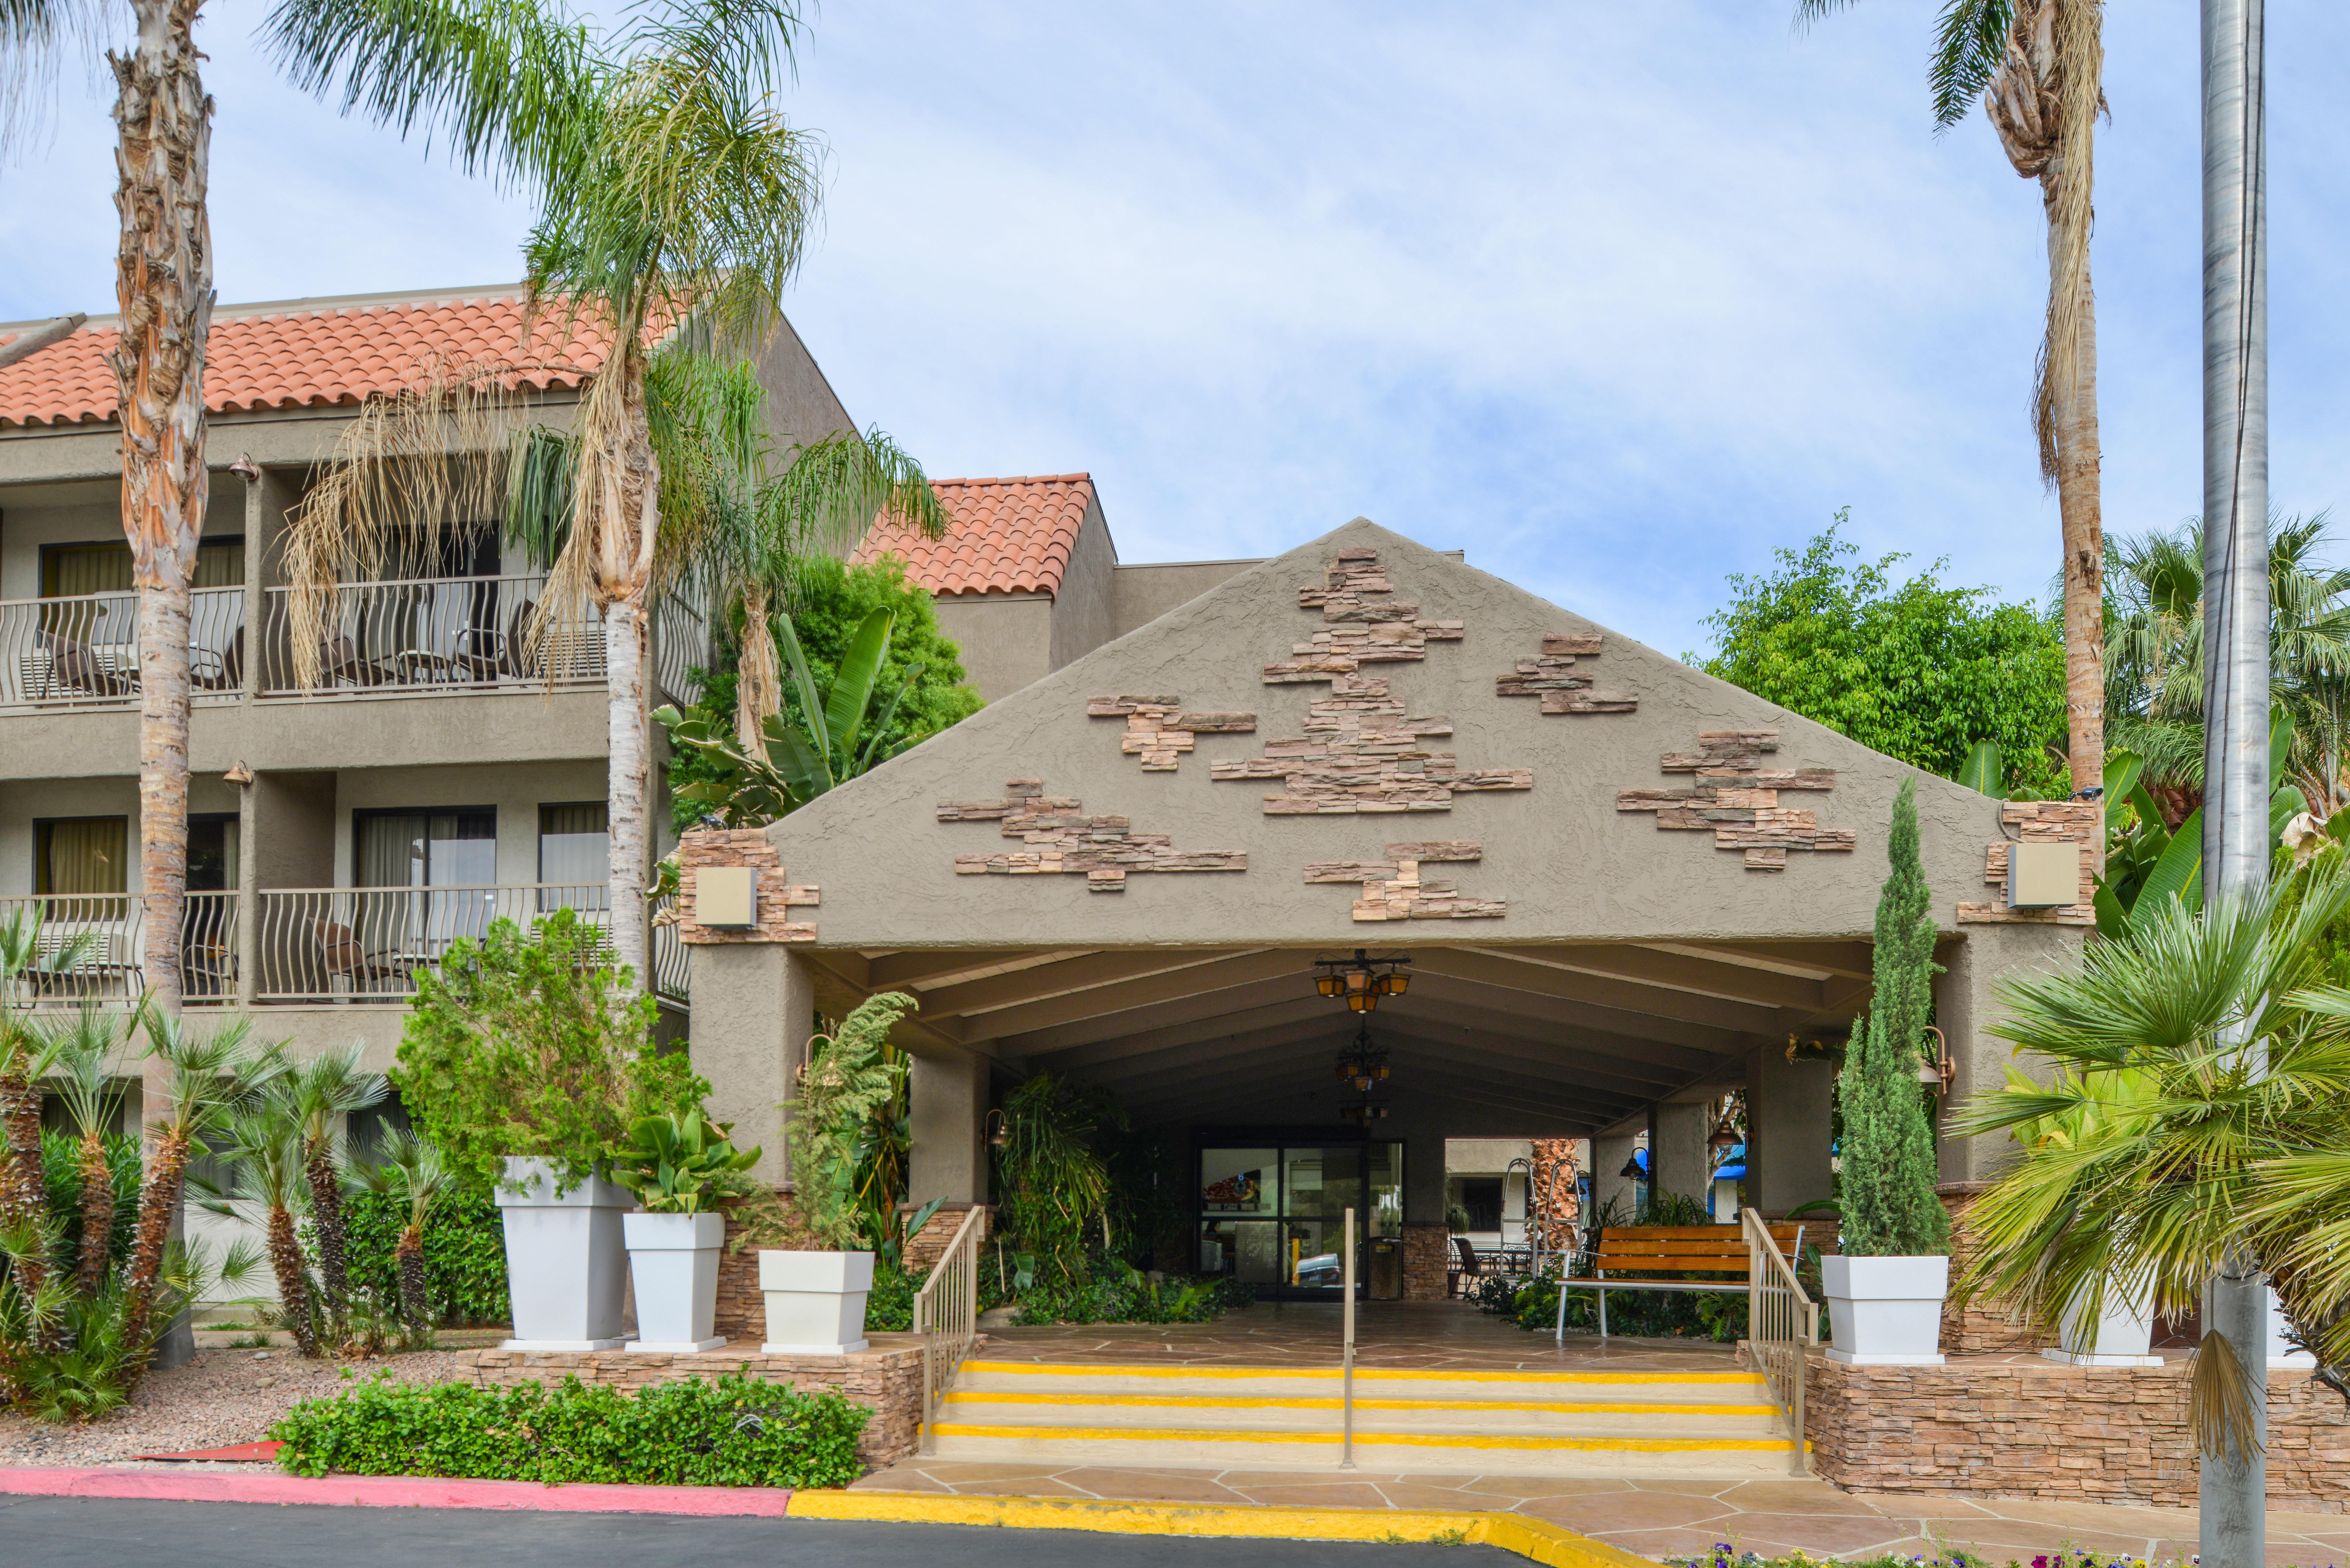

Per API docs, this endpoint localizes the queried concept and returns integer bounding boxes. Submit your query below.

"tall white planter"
[760,1249,874,1355]
[2043,1278,2161,1368]
[624,1211,728,1353]
[1822,1254,1948,1366]
[495,1157,636,1351]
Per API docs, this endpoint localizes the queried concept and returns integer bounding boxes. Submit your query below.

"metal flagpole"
[2199,2,2270,1564]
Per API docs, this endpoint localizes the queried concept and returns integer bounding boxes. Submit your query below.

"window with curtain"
[35,817,128,895]
[355,810,496,887]
[538,803,610,910]
[42,539,243,595]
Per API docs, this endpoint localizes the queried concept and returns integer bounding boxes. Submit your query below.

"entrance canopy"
[696,519,2085,1219]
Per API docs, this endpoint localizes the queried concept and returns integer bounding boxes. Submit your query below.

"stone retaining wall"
[1402,1222,1450,1301]
[467,1337,936,1471]
[1804,1352,2350,1509]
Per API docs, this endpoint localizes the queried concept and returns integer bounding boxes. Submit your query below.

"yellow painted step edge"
[787,1488,1655,1568]
[959,1360,1766,1385]
[944,1391,1781,1416]
[930,1422,1801,1452]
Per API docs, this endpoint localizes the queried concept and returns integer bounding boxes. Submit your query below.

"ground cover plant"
[1665,1546,2203,1568]
[272,1369,867,1489]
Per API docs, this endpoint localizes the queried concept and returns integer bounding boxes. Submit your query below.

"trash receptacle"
[1369,1236,1404,1300]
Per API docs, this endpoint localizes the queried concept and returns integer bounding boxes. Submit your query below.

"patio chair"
[451,598,534,682]
[310,918,398,992]
[315,633,393,688]
[36,629,132,697]
[191,635,242,693]
[1448,1235,1484,1299]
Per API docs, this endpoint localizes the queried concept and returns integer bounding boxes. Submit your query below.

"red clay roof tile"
[0,296,615,429]
[856,473,1098,598]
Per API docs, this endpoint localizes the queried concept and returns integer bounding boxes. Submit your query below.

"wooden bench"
[1562,1221,1812,1337]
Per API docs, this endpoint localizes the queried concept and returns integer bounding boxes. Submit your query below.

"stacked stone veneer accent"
[1307,841,1505,921]
[468,1341,929,1470]
[1804,1354,2350,1506]
[941,779,1246,891]
[1088,695,1257,771]
[901,1202,992,1272]
[1617,730,1853,871]
[1210,548,1533,815]
[675,828,818,944]
[1958,801,2100,925]
[1935,1184,2043,1356]
[1402,1221,1452,1301]
[1494,632,1637,715]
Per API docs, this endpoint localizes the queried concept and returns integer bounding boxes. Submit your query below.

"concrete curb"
[0,1466,796,1516]
[790,1489,1656,1567]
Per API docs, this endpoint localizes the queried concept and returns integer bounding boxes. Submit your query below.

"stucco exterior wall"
[1047,496,1119,675]
[752,312,856,453]
[327,758,606,887]
[930,592,1055,704]
[759,519,2070,957]
[0,773,239,895]
[1112,559,1258,637]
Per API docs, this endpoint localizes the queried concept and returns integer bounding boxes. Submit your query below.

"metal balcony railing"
[250,885,686,1005]
[257,574,605,697]
[0,886,684,1008]
[0,891,239,1003]
[0,589,246,711]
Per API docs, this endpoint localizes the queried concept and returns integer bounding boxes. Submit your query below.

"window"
[354,809,497,888]
[187,813,239,892]
[34,816,128,895]
[537,803,610,908]
[41,538,244,596]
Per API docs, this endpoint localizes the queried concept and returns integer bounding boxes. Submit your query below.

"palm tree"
[47,1007,133,1297]
[2105,515,2350,821]
[356,1127,449,1340]
[263,0,824,985]
[1952,861,2350,1442]
[286,1043,386,1340]
[0,913,97,1315]
[4,0,221,1019]
[1801,0,2106,794]
[207,1094,323,1357]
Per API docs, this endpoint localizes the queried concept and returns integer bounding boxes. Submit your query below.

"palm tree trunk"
[0,1066,49,1303]
[304,1143,349,1337]
[2049,184,2105,800]
[266,1203,321,1358]
[77,1131,118,1297]
[396,1226,429,1337]
[121,1123,189,1355]
[607,600,652,985]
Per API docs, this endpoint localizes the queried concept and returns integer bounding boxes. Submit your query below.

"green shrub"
[273,1370,867,1488]
[333,1188,510,1327]
[38,1128,139,1278]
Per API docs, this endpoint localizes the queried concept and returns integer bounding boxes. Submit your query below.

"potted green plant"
[1822,780,1954,1365]
[611,1107,760,1352]
[761,992,916,1354]
[394,911,709,1352]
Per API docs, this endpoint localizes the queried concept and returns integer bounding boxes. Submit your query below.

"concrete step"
[939,1389,1785,1436]
[926,1422,1804,1476]
[955,1359,1769,1406]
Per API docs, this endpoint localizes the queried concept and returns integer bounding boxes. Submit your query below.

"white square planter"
[1822,1253,1948,1366]
[495,1156,636,1351]
[2044,1278,2161,1368]
[624,1211,729,1353]
[759,1249,874,1354]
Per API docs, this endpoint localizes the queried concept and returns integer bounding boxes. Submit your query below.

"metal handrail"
[913,1203,987,1456]
[1742,1206,1818,1474]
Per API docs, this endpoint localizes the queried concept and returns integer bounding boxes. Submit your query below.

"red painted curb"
[0,1466,796,1516]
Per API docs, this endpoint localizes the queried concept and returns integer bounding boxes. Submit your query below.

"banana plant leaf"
[2131,805,2203,928]
[2103,750,2144,832]
[1957,741,2006,799]
[825,608,895,767]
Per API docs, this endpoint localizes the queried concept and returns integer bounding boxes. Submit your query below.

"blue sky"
[6,2,2348,658]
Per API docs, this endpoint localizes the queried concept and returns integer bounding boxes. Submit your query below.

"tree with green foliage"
[1695,521,2067,799]
[1838,780,1952,1258]
[781,993,918,1250]
[393,910,709,1195]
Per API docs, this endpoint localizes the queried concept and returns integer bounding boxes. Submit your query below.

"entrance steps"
[932,1360,1802,1476]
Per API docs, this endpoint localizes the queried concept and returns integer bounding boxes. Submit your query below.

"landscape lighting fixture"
[986,1109,1010,1149]
[1312,949,1411,1014]
[1708,1119,1741,1151]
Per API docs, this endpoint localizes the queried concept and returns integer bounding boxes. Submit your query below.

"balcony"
[0,575,709,712]
[0,887,688,1008]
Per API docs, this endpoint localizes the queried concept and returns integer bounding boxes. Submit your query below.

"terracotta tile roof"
[857,473,1099,597]
[0,295,616,429]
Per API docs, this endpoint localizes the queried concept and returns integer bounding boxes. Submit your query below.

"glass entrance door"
[1197,1141,1403,1299]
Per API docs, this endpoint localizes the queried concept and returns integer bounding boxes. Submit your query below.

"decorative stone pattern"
[1495,632,1637,715]
[1263,546,1466,681]
[1617,730,1852,871]
[1958,801,2101,925]
[675,828,818,944]
[1401,1221,1451,1301]
[940,779,1246,891]
[467,1341,932,1471]
[1306,841,1505,921]
[1936,1184,2041,1356]
[1804,1352,2350,1506]
[1087,695,1257,772]
[901,1202,992,1272]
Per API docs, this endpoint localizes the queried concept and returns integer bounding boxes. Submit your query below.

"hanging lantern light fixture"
[1312,949,1411,1014]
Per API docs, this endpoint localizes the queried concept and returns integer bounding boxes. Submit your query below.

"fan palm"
[1800,0,2106,793]
[1952,861,2350,1454]
[286,1042,386,1337]
[355,1127,449,1339]
[2104,515,2350,819]
[46,1007,133,1297]
[205,1094,324,1357]
[263,0,824,987]
[4,0,221,1018]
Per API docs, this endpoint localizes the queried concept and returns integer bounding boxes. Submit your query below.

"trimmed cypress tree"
[1838,779,1952,1257]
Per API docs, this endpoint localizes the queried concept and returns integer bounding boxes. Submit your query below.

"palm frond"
[1927,0,2014,128]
